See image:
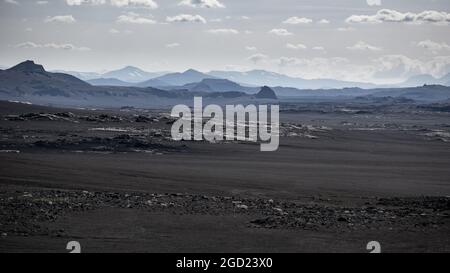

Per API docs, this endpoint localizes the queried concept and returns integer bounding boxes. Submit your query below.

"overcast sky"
[0,0,449,83]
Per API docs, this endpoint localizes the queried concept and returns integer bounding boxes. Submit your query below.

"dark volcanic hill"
[0,60,91,97]
[255,86,278,99]
[182,78,256,93]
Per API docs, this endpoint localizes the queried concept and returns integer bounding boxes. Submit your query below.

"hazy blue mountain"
[51,70,102,81]
[102,66,165,83]
[137,78,171,88]
[153,69,217,86]
[371,85,450,102]
[438,73,450,86]
[87,78,135,87]
[208,70,376,89]
[181,78,256,93]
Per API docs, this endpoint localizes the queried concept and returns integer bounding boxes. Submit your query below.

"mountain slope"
[153,69,217,86]
[51,70,102,81]
[87,78,135,87]
[102,66,164,83]
[0,60,92,97]
[181,78,256,93]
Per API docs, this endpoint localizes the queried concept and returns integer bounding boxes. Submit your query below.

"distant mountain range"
[2,62,449,90]
[208,70,378,90]
[2,61,450,108]
[87,78,136,87]
[101,66,166,83]
[53,66,167,83]
[0,61,277,108]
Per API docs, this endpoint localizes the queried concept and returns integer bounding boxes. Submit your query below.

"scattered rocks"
[0,188,448,237]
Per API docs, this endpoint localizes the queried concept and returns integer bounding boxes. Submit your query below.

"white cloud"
[286,43,307,50]
[318,19,330,24]
[111,0,157,8]
[15,41,90,51]
[245,46,257,51]
[4,0,19,4]
[109,28,120,34]
[347,41,382,51]
[283,16,313,25]
[66,0,158,8]
[178,0,224,8]
[346,9,450,25]
[366,0,381,6]
[166,14,206,23]
[312,46,325,51]
[66,0,105,5]
[417,40,450,54]
[44,15,76,24]
[117,12,157,24]
[207,28,239,34]
[247,53,269,64]
[268,28,293,36]
[372,55,450,79]
[36,0,48,4]
[337,26,355,32]
[166,43,180,48]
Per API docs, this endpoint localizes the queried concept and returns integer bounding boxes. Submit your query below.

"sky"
[0,0,449,83]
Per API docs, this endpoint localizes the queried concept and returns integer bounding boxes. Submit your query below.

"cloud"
[166,14,206,23]
[366,0,381,6]
[268,28,293,36]
[15,41,90,51]
[346,9,450,25]
[372,55,450,79]
[286,43,307,50]
[166,43,180,48]
[44,15,76,24]
[337,26,355,32]
[347,41,382,51]
[66,0,158,8]
[178,0,224,8]
[318,19,330,24]
[36,0,48,4]
[207,28,239,34]
[312,46,325,51]
[247,53,269,64]
[117,12,157,24]
[245,46,257,51]
[4,0,19,5]
[417,40,450,54]
[111,0,157,8]
[283,16,313,25]
[66,0,105,5]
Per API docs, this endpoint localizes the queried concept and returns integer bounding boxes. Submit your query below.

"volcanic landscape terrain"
[0,99,449,253]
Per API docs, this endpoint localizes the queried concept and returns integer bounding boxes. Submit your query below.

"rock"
[236,204,248,210]
[255,86,278,100]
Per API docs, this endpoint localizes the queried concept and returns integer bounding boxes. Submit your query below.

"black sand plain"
[0,100,449,253]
